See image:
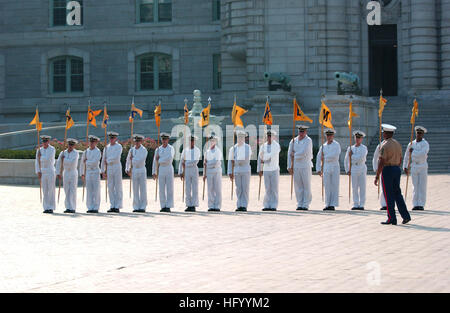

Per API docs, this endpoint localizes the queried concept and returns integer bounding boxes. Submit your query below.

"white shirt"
[178,146,201,174]
[56,149,80,175]
[257,141,280,172]
[126,145,148,173]
[152,144,175,174]
[403,139,429,169]
[287,135,313,169]
[316,140,341,172]
[227,143,252,174]
[344,144,368,173]
[204,146,223,174]
[79,147,102,174]
[101,143,123,173]
[35,145,56,174]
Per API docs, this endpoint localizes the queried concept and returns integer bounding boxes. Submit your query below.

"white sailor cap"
[40,135,51,141]
[107,131,119,137]
[415,126,427,133]
[67,138,78,145]
[298,125,310,131]
[160,132,170,139]
[88,135,100,142]
[235,129,248,137]
[208,135,219,141]
[133,134,144,141]
[353,130,366,138]
[324,128,336,135]
[382,124,397,132]
[266,129,277,136]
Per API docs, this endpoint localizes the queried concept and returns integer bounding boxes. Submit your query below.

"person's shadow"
[402,224,450,232]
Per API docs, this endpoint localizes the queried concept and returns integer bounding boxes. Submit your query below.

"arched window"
[50,56,84,93]
[137,54,172,91]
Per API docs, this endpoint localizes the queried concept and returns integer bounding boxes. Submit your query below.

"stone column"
[409,0,438,90]
[441,0,450,89]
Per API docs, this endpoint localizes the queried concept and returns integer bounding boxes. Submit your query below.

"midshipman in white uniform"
[153,133,175,212]
[56,138,80,213]
[80,135,102,213]
[126,134,148,213]
[344,130,368,210]
[403,126,429,211]
[35,135,56,214]
[179,135,201,212]
[204,135,222,212]
[288,125,313,210]
[257,130,280,211]
[373,141,387,210]
[101,132,123,213]
[228,129,252,212]
[316,128,341,210]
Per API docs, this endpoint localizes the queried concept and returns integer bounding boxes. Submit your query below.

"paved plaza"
[0,174,448,293]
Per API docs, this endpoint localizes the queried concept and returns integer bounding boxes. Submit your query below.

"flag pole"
[259,100,268,201]
[231,94,236,200]
[130,98,134,199]
[378,89,383,199]
[86,100,91,143]
[321,94,325,202]
[405,95,417,200]
[36,105,42,203]
[348,97,353,205]
[290,96,296,200]
[58,120,68,204]
[155,99,161,202]
[202,137,208,201]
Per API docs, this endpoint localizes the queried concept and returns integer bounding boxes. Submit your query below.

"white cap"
[353,130,366,138]
[382,124,397,132]
[324,128,336,135]
[415,126,427,133]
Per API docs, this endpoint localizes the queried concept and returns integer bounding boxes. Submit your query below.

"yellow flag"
[347,102,359,129]
[262,99,273,125]
[130,102,143,121]
[88,107,102,127]
[319,101,333,129]
[29,107,42,132]
[232,100,247,127]
[102,106,109,129]
[154,104,161,128]
[199,104,211,127]
[184,103,189,125]
[379,95,387,118]
[293,98,312,123]
[65,108,74,130]
[411,99,419,125]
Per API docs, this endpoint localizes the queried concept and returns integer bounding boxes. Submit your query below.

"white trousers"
[323,166,340,207]
[132,171,147,211]
[207,171,222,209]
[411,166,427,207]
[107,165,123,209]
[63,171,78,211]
[159,166,174,208]
[85,170,100,211]
[351,170,366,207]
[42,172,56,211]
[263,171,279,209]
[235,172,250,208]
[184,167,199,207]
[293,167,312,208]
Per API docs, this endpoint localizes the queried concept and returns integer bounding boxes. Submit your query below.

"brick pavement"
[0,174,448,293]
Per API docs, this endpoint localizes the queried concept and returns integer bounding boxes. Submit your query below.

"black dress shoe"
[380,207,387,210]
[87,210,98,213]
[263,208,276,211]
[402,218,411,224]
[412,206,424,211]
[107,208,115,213]
[64,209,75,213]
[323,207,330,211]
[185,207,196,212]
[296,207,304,211]
[330,206,335,210]
[236,207,247,212]
[43,210,53,214]
[208,208,220,212]
[352,207,364,211]
[351,207,358,210]
[133,209,145,213]
[381,220,397,225]
[160,208,171,213]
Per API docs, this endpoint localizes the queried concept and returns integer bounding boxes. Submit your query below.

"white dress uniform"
[316,140,341,207]
[152,144,175,209]
[344,144,368,208]
[101,143,123,209]
[287,136,313,209]
[204,146,223,210]
[227,143,252,209]
[126,145,148,211]
[35,145,56,211]
[79,147,102,211]
[403,139,429,208]
[373,142,386,208]
[56,149,80,211]
[178,146,201,208]
[257,141,281,209]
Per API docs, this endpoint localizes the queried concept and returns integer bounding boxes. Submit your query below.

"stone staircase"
[366,96,450,173]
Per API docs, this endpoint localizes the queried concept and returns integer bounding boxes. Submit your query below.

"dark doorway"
[369,24,398,96]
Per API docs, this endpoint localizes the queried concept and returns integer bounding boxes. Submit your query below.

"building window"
[213,54,221,90]
[212,0,221,21]
[138,0,172,23]
[137,54,172,91]
[50,56,84,93]
[51,0,83,27]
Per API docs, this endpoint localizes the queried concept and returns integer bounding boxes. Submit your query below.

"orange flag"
[293,98,312,123]
[411,99,419,124]
[262,99,273,125]
[232,99,247,127]
[184,102,189,125]
[154,103,161,128]
[379,95,387,118]
[29,107,43,132]
[347,102,359,129]
[319,101,333,129]
[88,107,102,127]
[199,104,211,127]
[65,108,74,130]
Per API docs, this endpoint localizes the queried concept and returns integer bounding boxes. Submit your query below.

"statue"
[334,72,362,95]
[264,72,292,92]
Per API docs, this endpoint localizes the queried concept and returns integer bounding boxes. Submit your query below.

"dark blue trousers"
[381,166,411,222]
